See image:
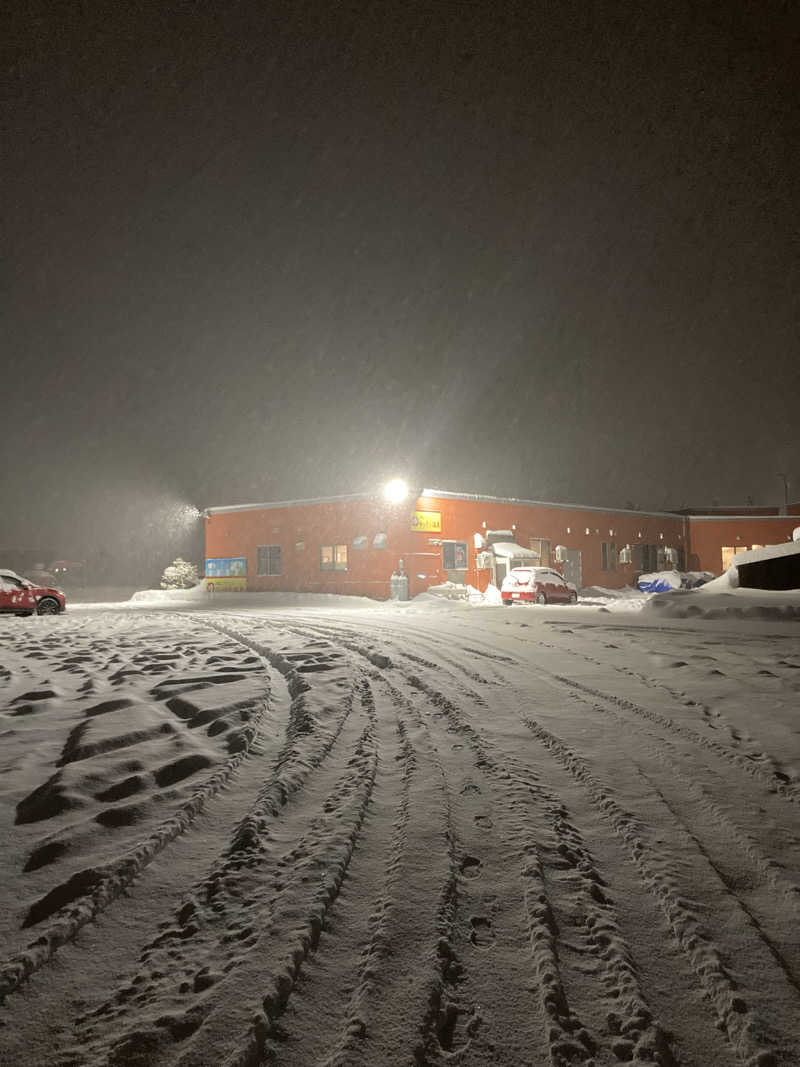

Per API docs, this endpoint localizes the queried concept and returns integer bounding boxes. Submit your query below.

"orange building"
[203,487,799,599]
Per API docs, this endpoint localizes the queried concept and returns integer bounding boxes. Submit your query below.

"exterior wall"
[205,497,408,600]
[686,516,800,575]
[205,492,687,598]
[404,493,685,594]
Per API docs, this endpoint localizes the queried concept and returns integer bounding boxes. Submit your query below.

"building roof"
[206,487,683,520]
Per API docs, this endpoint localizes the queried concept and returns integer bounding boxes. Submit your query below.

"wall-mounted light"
[383,479,409,504]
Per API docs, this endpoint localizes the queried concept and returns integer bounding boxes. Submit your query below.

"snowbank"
[643,583,800,621]
[644,542,800,619]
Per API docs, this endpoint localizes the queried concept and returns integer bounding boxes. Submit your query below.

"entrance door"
[562,550,582,590]
[529,538,552,566]
[494,560,508,586]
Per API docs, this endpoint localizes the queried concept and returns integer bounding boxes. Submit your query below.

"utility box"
[390,572,410,601]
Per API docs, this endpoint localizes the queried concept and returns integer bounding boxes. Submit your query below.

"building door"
[529,538,552,566]
[562,549,582,590]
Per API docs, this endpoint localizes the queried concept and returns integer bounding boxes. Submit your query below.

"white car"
[501,566,577,606]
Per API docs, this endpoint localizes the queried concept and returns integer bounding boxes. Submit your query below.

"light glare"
[384,478,409,504]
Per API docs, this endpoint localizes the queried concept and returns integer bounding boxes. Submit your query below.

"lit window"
[721,546,737,571]
[442,541,468,569]
[321,545,348,571]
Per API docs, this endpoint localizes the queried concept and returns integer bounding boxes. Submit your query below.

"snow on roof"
[207,488,684,519]
[490,542,540,559]
[206,492,372,515]
[733,540,800,566]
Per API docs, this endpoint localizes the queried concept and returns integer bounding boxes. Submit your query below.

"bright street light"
[383,478,409,504]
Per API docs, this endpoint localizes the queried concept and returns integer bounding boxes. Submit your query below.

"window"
[257,545,282,575]
[352,535,368,550]
[372,532,388,549]
[721,546,738,571]
[442,541,468,569]
[321,544,348,571]
[529,538,552,566]
[635,544,659,572]
[601,542,617,571]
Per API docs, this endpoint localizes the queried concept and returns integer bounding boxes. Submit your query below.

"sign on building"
[206,557,247,577]
[411,511,442,533]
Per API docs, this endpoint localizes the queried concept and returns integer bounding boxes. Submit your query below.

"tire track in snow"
[521,715,797,1066]
[536,628,800,794]
[378,653,676,1065]
[68,674,376,1067]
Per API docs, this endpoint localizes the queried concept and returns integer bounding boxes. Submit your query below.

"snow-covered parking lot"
[1,594,800,1066]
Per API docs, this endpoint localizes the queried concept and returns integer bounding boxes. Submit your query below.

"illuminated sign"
[411,511,442,533]
[205,577,247,592]
[205,557,247,577]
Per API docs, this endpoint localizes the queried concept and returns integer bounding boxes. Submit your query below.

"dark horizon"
[4,1,798,566]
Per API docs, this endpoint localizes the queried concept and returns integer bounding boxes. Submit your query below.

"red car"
[0,570,66,615]
[501,566,577,606]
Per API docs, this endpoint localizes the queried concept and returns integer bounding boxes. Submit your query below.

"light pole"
[777,473,789,514]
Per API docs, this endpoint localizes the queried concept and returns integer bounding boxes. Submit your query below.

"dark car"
[0,570,66,615]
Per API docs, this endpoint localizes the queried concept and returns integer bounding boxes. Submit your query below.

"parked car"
[501,566,577,606]
[0,570,66,615]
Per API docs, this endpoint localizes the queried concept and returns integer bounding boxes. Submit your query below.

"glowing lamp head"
[383,478,409,504]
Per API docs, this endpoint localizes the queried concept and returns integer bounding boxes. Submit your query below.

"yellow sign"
[205,577,247,592]
[411,511,442,533]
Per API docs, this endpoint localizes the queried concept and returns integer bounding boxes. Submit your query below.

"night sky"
[4,1,799,564]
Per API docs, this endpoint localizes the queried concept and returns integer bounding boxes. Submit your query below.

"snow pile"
[130,581,208,603]
[482,582,503,605]
[564,585,648,613]
[422,581,470,600]
[645,541,800,619]
[645,587,800,620]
